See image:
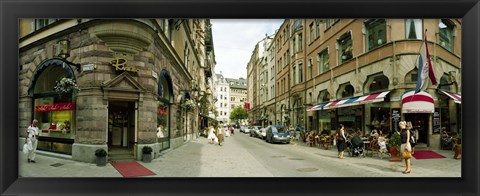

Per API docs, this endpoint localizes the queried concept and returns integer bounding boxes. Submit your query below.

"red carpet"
[111,161,156,177]
[412,150,446,159]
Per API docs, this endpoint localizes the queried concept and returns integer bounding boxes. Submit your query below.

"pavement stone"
[18,135,461,177]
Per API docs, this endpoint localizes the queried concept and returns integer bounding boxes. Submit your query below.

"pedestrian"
[337,124,347,159]
[156,124,165,138]
[25,119,39,163]
[406,121,417,154]
[216,124,224,146]
[399,121,412,174]
[207,126,217,144]
[229,125,234,135]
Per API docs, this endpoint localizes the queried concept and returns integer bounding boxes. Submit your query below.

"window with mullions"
[31,19,58,32]
[439,19,455,52]
[338,33,353,64]
[405,19,423,40]
[317,49,329,75]
[365,19,386,51]
[298,33,303,51]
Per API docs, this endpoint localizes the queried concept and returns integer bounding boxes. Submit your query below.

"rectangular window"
[309,23,314,43]
[299,63,303,83]
[325,19,332,29]
[365,19,387,51]
[405,19,423,40]
[338,33,353,64]
[308,59,313,80]
[317,49,330,74]
[293,65,297,84]
[32,19,58,32]
[286,49,290,64]
[292,37,296,54]
[439,19,454,52]
[316,19,321,38]
[298,33,303,51]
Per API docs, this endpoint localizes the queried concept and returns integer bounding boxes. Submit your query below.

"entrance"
[108,101,135,149]
[405,113,429,144]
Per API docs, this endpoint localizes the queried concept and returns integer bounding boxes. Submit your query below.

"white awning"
[439,89,461,104]
[402,91,434,113]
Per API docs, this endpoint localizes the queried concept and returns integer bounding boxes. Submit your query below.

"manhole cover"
[289,158,304,160]
[296,168,318,172]
[271,156,286,158]
[50,163,64,167]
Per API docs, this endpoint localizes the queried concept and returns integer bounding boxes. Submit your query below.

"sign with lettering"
[433,109,440,133]
[391,109,400,132]
[109,58,139,73]
[36,102,75,112]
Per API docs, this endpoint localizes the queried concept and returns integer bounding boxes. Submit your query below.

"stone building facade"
[19,19,216,163]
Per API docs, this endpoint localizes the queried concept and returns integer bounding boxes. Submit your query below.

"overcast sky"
[211,19,284,79]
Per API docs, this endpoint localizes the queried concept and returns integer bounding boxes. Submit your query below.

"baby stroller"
[347,135,365,157]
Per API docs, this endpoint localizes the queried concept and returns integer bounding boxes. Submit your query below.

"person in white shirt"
[25,119,39,163]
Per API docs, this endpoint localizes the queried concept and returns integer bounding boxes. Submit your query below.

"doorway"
[405,113,429,144]
[108,101,135,149]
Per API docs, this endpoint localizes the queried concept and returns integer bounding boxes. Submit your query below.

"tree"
[230,105,248,122]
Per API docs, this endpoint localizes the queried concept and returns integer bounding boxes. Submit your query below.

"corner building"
[273,19,461,149]
[19,19,216,163]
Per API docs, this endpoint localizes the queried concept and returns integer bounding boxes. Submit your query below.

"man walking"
[26,119,40,163]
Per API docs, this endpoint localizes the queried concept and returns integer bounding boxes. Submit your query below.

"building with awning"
[401,91,435,113]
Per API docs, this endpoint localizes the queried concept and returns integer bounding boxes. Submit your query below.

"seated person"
[377,131,388,153]
[370,129,378,140]
[321,129,329,136]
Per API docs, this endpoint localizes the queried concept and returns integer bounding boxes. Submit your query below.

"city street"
[19,132,461,177]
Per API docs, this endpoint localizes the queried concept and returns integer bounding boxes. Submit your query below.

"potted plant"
[183,99,196,112]
[95,149,107,166]
[454,131,462,160]
[142,146,153,163]
[389,131,401,162]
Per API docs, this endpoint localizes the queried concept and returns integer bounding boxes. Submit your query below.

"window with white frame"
[316,19,321,38]
[405,19,423,40]
[298,33,303,51]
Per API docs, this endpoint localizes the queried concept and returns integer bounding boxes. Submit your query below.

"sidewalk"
[287,139,461,177]
[18,136,461,177]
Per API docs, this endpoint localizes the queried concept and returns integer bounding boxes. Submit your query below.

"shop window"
[365,19,387,51]
[405,19,423,40]
[338,32,353,64]
[439,19,455,52]
[33,65,75,141]
[369,107,391,135]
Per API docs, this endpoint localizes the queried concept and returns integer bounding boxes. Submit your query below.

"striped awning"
[308,91,390,111]
[306,102,328,111]
[402,90,434,113]
[439,89,461,104]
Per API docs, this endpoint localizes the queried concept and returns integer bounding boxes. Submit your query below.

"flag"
[415,34,437,93]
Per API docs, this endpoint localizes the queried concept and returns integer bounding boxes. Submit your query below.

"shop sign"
[36,102,75,112]
[433,110,440,133]
[109,58,139,73]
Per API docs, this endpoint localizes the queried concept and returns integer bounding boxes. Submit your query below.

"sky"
[211,19,284,79]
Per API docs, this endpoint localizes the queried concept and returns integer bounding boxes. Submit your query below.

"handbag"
[23,143,29,154]
[402,147,412,159]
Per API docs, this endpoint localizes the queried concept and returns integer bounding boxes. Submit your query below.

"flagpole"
[410,29,429,101]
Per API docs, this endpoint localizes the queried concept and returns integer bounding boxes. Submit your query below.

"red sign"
[35,102,75,112]
[244,102,250,111]
[157,107,168,115]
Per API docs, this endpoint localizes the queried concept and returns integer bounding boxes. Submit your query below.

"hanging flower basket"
[54,77,79,95]
[183,99,196,111]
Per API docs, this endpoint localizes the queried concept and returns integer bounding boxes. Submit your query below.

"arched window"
[405,68,418,83]
[157,70,173,150]
[28,58,77,154]
[364,74,389,93]
[337,83,354,99]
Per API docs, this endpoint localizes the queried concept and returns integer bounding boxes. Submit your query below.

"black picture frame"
[1,0,478,195]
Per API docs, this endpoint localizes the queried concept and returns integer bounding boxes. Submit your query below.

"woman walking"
[337,124,347,159]
[399,121,412,174]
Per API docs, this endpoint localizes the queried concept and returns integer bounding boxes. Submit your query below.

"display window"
[369,106,390,135]
[337,105,363,133]
[318,111,331,134]
[34,96,75,139]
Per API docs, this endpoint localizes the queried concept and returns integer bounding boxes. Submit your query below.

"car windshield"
[273,126,286,133]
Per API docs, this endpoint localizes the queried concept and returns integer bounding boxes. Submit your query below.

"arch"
[28,58,76,96]
[405,68,418,83]
[158,69,174,103]
[337,83,354,99]
[364,73,390,93]
[317,90,331,103]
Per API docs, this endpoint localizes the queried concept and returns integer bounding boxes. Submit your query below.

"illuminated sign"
[109,58,139,73]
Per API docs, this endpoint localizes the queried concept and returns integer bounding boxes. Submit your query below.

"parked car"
[240,126,250,133]
[249,126,258,137]
[259,128,267,139]
[265,125,290,144]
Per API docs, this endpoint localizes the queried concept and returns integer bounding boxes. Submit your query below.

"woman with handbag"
[406,121,416,154]
[399,121,412,174]
[337,124,347,159]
